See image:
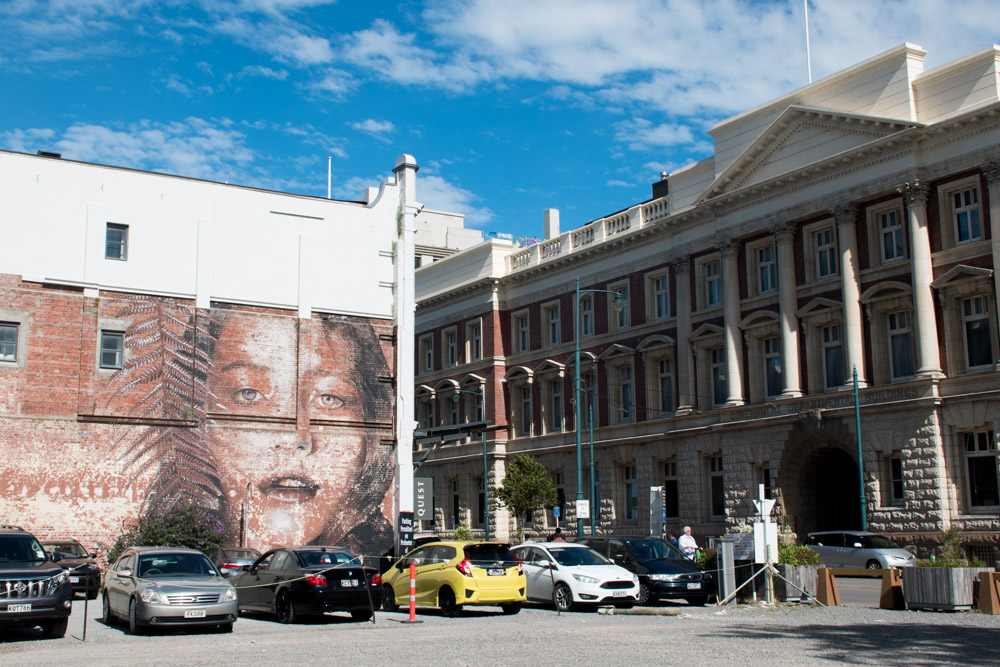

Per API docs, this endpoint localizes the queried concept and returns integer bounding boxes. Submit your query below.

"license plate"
[686,583,702,590]
[7,604,31,613]
[487,568,505,576]
[70,576,81,583]
[184,609,206,619]
[341,579,359,588]
[612,591,627,597]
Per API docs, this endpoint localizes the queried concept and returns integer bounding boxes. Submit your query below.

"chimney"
[544,208,560,240]
[652,171,669,199]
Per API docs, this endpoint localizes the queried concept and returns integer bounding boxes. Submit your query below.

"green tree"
[494,455,557,542]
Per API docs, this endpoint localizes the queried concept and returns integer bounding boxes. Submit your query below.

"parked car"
[511,541,639,611]
[0,527,73,638]
[806,531,916,569]
[231,546,381,623]
[41,539,102,599]
[103,546,238,634]
[381,541,525,617]
[214,547,261,578]
[579,536,714,606]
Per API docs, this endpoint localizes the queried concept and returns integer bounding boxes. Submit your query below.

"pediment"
[700,106,921,202]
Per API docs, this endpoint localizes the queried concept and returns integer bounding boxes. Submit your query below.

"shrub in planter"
[775,545,820,601]
[778,544,820,566]
[453,522,473,541]
[696,547,717,571]
[106,502,231,563]
[904,529,994,610]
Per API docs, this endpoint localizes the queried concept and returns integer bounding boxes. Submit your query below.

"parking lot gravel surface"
[2,597,999,665]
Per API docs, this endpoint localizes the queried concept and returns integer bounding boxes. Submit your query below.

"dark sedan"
[41,539,101,599]
[215,547,262,578]
[579,536,714,606]
[231,547,382,623]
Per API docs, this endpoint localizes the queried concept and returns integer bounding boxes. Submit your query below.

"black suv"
[579,536,714,606]
[0,527,74,638]
[41,539,102,599]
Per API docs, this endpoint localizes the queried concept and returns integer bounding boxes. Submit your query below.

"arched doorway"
[812,448,862,531]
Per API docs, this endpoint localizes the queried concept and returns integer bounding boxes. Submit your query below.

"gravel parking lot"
[2,597,999,665]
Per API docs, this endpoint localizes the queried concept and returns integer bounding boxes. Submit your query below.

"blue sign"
[553,506,561,519]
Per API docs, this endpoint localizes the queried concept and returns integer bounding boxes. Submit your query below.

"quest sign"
[414,477,434,521]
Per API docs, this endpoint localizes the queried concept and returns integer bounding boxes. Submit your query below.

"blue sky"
[2,1,997,240]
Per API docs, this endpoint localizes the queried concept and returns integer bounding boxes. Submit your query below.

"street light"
[574,277,626,537]
[451,386,490,540]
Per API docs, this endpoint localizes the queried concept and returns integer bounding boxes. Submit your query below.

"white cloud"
[606,179,631,188]
[348,119,395,140]
[417,173,494,227]
[238,65,289,80]
[0,127,57,153]
[613,118,704,153]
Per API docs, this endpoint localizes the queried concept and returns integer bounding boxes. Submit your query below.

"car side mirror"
[853,542,863,548]
[220,568,231,576]
[118,568,132,577]
[537,559,552,569]
[50,552,63,563]
[90,552,98,559]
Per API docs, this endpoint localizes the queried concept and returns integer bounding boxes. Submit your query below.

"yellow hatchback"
[381,541,526,616]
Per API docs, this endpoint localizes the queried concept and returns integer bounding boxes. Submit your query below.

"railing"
[539,237,564,259]
[605,210,631,236]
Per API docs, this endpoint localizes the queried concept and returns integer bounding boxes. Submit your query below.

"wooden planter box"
[902,567,994,611]
[774,564,817,602]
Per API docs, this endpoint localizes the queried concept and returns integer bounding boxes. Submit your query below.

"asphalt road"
[2,593,999,665]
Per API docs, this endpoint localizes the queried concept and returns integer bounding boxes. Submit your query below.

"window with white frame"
[763,337,782,398]
[704,260,721,307]
[549,379,563,433]
[545,304,560,346]
[446,390,459,425]
[708,455,724,518]
[953,187,982,245]
[963,296,993,369]
[624,465,639,522]
[663,461,679,519]
[710,348,726,406]
[888,455,904,506]
[519,385,532,437]
[444,329,457,368]
[618,365,634,423]
[878,208,906,263]
[650,273,669,320]
[105,223,128,260]
[420,335,434,374]
[963,430,999,509]
[515,312,530,353]
[754,243,777,295]
[100,331,125,370]
[0,323,17,362]
[609,282,630,331]
[657,358,673,416]
[822,324,844,389]
[463,386,483,423]
[466,320,482,362]
[887,311,914,379]
[580,296,594,337]
[420,397,434,428]
[815,228,838,279]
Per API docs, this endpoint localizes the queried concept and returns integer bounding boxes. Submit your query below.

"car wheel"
[553,583,574,612]
[128,598,143,635]
[382,584,399,612]
[87,587,99,601]
[275,591,297,624]
[217,622,234,633]
[439,587,461,618]
[689,595,708,607]
[501,602,522,615]
[41,617,68,639]
[866,560,883,570]
[638,582,651,606]
[351,609,373,622]
[102,594,115,625]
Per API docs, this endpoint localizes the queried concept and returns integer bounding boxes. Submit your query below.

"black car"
[41,539,102,599]
[215,547,262,578]
[579,536,714,606]
[231,546,382,623]
[0,527,74,638]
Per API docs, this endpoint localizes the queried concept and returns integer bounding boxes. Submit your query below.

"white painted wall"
[914,46,1000,124]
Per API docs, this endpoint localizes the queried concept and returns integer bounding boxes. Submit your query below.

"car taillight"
[222,563,240,570]
[457,559,473,577]
[305,575,327,586]
[371,574,381,586]
[512,554,524,575]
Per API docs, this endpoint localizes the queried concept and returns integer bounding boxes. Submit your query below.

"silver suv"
[806,531,916,569]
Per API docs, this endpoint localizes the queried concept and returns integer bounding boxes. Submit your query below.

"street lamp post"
[574,277,625,538]
[452,387,490,540]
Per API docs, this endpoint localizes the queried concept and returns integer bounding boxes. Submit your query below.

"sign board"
[649,486,664,537]
[414,477,433,521]
[397,512,414,556]
[753,521,779,564]
[553,505,561,519]
[575,498,590,519]
[723,533,755,560]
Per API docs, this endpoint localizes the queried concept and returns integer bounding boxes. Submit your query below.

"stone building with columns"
[413,43,1000,557]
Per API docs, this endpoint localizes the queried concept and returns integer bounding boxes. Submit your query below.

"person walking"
[678,525,699,559]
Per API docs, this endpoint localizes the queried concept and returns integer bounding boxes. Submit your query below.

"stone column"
[673,257,694,415]
[899,180,944,378]
[832,204,867,387]
[722,240,745,406]
[984,162,1000,371]
[775,223,802,398]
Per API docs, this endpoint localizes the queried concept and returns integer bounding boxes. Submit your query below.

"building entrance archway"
[781,440,862,537]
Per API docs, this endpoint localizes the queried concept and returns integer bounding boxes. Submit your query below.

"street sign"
[397,512,414,556]
[553,505,561,519]
[414,477,434,521]
[575,499,590,519]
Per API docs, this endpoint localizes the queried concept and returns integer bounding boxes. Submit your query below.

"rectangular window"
[758,245,776,293]
[446,330,457,367]
[763,337,782,398]
[822,325,844,389]
[658,358,673,415]
[550,379,563,432]
[614,285,630,330]
[520,386,532,437]
[553,472,566,523]
[964,431,999,509]
[466,322,482,362]
[653,275,669,319]
[452,480,460,528]
[711,348,726,406]
[953,187,981,244]
[580,296,594,337]
[709,456,724,518]
[100,331,124,369]
[105,223,128,260]
[880,209,905,263]
[963,296,993,369]
[624,465,638,522]
[422,401,434,428]
[546,306,560,346]
[421,336,433,373]
[448,393,459,426]
[888,311,914,379]
[664,461,679,519]
[889,456,904,506]
[0,323,17,362]
[760,467,773,500]
[816,228,837,278]
[517,315,529,353]
[705,261,721,306]
[619,366,633,423]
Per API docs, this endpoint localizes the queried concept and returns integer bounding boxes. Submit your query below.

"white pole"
[327,156,332,199]
[804,0,812,84]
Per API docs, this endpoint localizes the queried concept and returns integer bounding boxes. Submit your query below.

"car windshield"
[465,545,517,566]
[44,542,87,558]
[549,547,610,566]
[623,538,686,561]
[297,550,357,567]
[860,535,900,549]
[0,535,47,562]
[137,553,218,578]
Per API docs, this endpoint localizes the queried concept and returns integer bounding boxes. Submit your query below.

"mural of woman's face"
[208,315,389,549]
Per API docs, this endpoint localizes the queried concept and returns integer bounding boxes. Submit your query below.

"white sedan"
[512,542,640,611]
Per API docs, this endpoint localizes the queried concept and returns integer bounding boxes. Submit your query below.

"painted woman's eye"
[234,388,264,404]
[316,393,344,409]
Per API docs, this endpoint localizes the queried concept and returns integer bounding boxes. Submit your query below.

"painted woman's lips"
[261,476,319,502]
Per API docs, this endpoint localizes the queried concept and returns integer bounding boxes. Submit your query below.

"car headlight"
[648,574,680,582]
[139,589,163,604]
[49,571,70,594]
[223,588,238,602]
[572,574,599,584]
[632,573,639,583]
